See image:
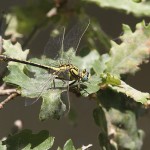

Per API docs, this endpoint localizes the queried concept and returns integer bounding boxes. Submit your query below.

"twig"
[0,86,20,109]
[0,83,6,90]
[82,144,92,150]
[0,92,19,109]
[0,88,17,95]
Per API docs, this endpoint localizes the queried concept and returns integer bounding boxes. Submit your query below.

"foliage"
[86,0,150,17]
[0,0,150,149]
[1,130,88,150]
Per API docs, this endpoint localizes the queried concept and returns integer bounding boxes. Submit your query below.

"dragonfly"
[0,19,90,113]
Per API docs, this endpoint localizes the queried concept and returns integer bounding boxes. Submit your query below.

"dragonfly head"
[81,69,90,81]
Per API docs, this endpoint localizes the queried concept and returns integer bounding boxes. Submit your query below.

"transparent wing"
[25,73,56,106]
[24,69,70,107]
[62,18,90,60]
[44,18,90,62]
[43,27,65,61]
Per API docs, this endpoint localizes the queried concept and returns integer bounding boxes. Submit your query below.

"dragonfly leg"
[69,80,77,86]
[53,79,55,88]
[77,81,80,89]
[69,80,81,90]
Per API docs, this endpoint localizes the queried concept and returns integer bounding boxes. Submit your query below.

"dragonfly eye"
[82,70,90,81]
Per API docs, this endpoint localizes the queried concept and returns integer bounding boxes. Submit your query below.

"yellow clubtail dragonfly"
[0,19,90,115]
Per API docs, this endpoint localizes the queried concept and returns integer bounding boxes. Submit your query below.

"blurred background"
[0,0,150,149]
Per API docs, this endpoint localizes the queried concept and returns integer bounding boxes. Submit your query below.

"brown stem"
[0,88,17,95]
[0,92,19,109]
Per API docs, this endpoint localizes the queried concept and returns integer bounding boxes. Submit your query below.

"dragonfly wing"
[43,27,65,61]
[62,18,90,60]
[25,73,56,106]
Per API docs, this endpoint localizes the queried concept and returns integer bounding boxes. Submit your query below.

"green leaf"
[39,90,66,121]
[101,73,121,86]
[85,0,150,17]
[106,21,150,75]
[79,75,101,97]
[57,147,62,150]
[0,140,6,150]
[92,54,110,75]
[109,80,150,104]
[72,50,100,70]
[3,39,29,60]
[2,40,29,71]
[2,130,54,150]
[4,65,67,120]
[93,107,107,131]
[3,40,67,120]
[95,91,145,149]
[63,139,76,150]
[4,65,43,97]
[3,39,29,64]
[5,14,23,40]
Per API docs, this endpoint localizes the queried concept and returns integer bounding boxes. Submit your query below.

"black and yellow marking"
[0,55,90,82]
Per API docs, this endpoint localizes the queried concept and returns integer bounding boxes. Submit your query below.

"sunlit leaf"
[80,75,101,96]
[72,50,100,70]
[5,14,23,40]
[3,39,29,61]
[85,0,150,17]
[63,139,76,150]
[106,21,150,75]
[39,90,66,121]
[109,80,150,104]
[101,73,121,86]
[92,54,110,75]
[0,141,6,150]
[3,40,67,120]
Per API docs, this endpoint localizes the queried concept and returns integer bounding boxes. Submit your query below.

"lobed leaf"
[2,130,54,150]
[5,14,23,40]
[85,0,150,17]
[72,50,100,70]
[92,54,110,75]
[80,75,101,97]
[63,139,76,150]
[109,80,150,104]
[106,21,150,75]
[0,141,6,150]
[39,90,66,121]
[3,39,29,60]
[3,40,68,120]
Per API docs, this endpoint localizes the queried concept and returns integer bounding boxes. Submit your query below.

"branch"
[0,92,19,109]
[0,84,20,109]
[0,88,17,95]
[81,144,93,150]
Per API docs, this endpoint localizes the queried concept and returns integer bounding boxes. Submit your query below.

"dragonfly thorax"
[66,64,90,81]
